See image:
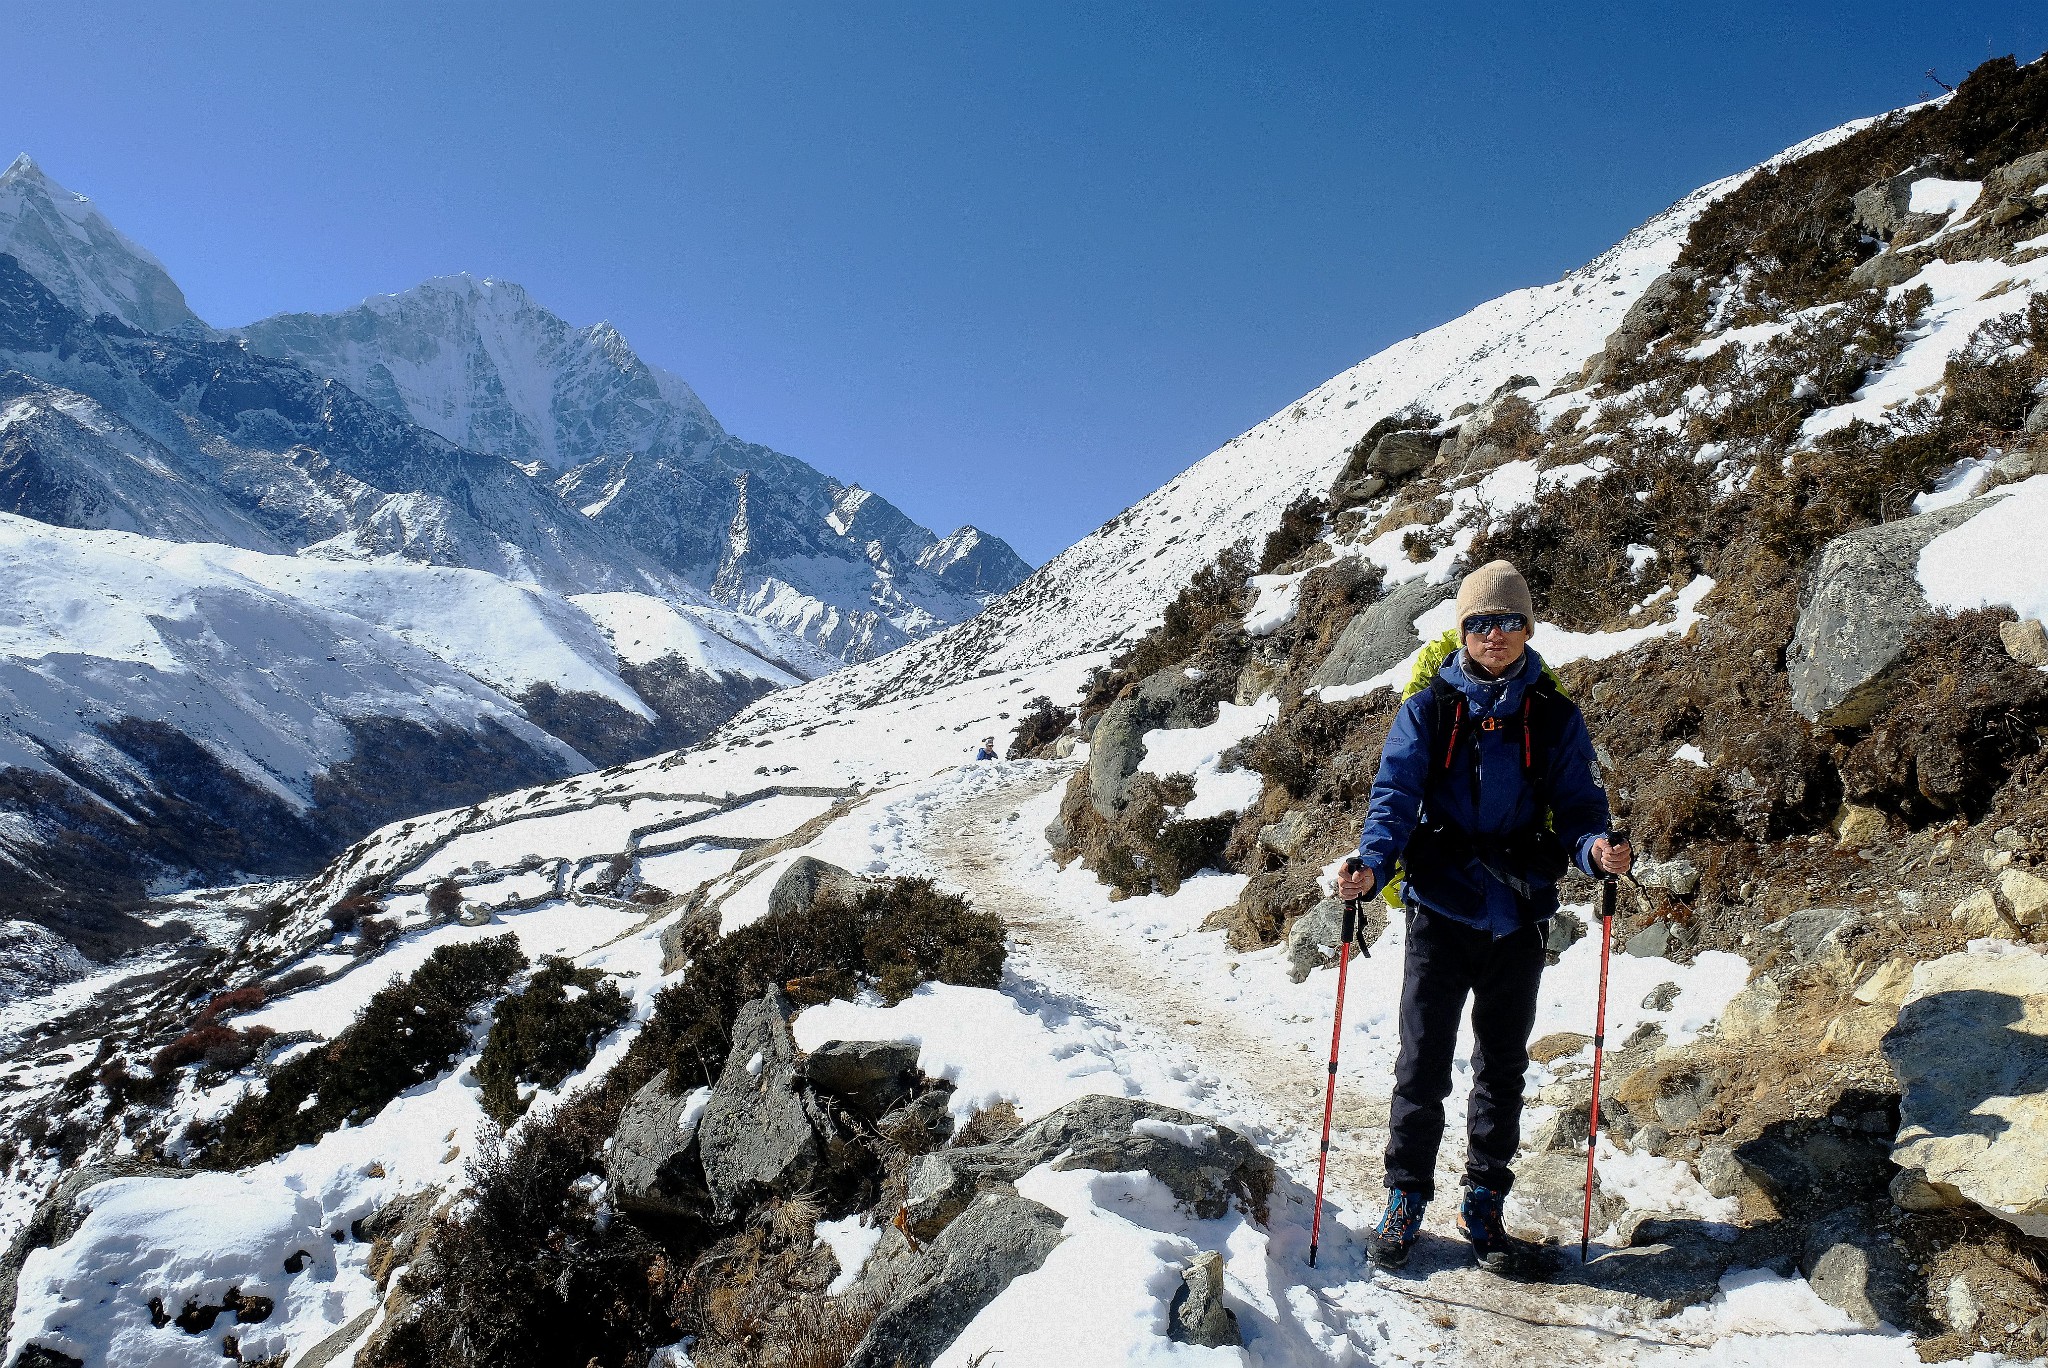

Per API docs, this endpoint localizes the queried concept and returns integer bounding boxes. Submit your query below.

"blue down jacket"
[1355,647,1611,936]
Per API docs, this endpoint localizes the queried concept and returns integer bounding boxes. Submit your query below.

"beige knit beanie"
[1455,560,1536,629]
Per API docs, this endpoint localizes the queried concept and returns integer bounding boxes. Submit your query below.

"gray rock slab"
[904,1095,1273,1239]
[1802,1206,1920,1330]
[1088,695,1149,818]
[767,855,863,921]
[1365,429,1439,479]
[607,1072,712,1221]
[1168,1250,1240,1346]
[846,1192,1066,1368]
[1308,576,1457,690]
[1286,895,1386,983]
[802,1039,922,1121]
[1786,495,2007,727]
[697,987,832,1221]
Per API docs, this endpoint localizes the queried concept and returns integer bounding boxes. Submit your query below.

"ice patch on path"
[814,1214,883,1296]
[1919,475,2048,625]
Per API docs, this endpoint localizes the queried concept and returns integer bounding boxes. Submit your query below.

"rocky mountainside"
[0,155,202,336]
[0,229,819,966]
[7,55,2048,1368]
[240,274,1031,661]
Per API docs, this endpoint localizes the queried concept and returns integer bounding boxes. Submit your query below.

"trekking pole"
[1309,859,1364,1268]
[1581,827,1626,1264]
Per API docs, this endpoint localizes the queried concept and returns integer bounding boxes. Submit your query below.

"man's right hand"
[1336,859,1374,901]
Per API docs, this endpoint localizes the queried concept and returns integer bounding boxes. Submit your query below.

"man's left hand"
[1591,836,1632,876]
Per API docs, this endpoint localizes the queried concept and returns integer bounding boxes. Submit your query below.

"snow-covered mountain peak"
[0,153,203,336]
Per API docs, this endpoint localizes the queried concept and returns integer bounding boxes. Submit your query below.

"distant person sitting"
[974,738,997,761]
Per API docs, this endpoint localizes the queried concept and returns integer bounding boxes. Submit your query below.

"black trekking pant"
[1382,907,1547,1202]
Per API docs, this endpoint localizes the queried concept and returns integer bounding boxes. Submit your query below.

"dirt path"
[923,766,1712,1365]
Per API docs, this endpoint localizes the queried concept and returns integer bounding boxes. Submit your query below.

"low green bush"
[201,935,526,1168]
[476,958,632,1127]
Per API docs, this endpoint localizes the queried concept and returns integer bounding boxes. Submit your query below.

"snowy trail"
[920,767,1701,1367]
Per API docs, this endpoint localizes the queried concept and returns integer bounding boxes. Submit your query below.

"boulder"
[0,1161,190,1335]
[845,1192,1066,1368]
[1998,618,2048,667]
[1883,945,2048,1236]
[1775,907,1857,965]
[1847,250,1923,291]
[1786,495,2008,727]
[1985,148,2048,200]
[1364,429,1439,480]
[1999,866,2048,927]
[1329,473,1386,508]
[1087,696,1150,818]
[1623,920,1669,960]
[1833,803,1890,850]
[608,1073,713,1221]
[1307,576,1458,690]
[1168,1250,1240,1347]
[1257,809,1316,861]
[1952,888,2013,939]
[802,1039,922,1121]
[1587,267,1696,384]
[697,987,837,1221]
[1696,1144,1754,1200]
[1801,1205,1920,1330]
[1633,858,1700,898]
[903,1096,1272,1239]
[767,856,864,921]
[1285,895,1386,983]
[1852,170,1926,239]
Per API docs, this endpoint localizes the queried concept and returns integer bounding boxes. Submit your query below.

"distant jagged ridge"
[237,273,1032,661]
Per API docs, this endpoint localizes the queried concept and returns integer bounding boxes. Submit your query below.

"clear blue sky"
[5,3,2042,563]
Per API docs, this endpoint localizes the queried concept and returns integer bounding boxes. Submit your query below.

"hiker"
[974,738,997,761]
[1334,559,1630,1272]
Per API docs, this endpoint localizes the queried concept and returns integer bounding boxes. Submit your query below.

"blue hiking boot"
[1457,1182,1529,1273]
[1368,1189,1426,1268]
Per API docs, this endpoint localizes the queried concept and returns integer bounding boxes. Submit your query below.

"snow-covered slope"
[0,155,202,336]
[239,274,1033,662]
[0,510,798,952]
[721,121,1869,731]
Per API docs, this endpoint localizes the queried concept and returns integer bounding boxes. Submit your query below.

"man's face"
[1462,613,1530,675]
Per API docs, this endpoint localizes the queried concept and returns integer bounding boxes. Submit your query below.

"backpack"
[1379,629,1572,909]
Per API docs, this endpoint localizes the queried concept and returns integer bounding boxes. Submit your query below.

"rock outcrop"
[1786,495,2007,727]
[1883,945,2048,1236]
[903,1094,1273,1240]
[766,855,866,921]
[1307,576,1457,690]
[696,987,839,1221]
[606,1074,713,1222]
[844,1192,1067,1368]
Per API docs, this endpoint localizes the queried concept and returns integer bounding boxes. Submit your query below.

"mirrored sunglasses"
[1461,613,1528,637]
